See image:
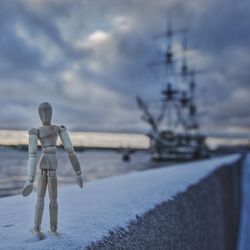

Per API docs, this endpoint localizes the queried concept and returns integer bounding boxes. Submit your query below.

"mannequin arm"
[59,126,83,188]
[22,128,38,197]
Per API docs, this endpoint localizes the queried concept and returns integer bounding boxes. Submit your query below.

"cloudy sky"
[0,0,249,133]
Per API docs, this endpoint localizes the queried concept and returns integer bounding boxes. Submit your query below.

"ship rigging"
[137,21,209,161]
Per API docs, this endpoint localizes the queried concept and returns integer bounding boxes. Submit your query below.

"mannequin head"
[38,102,52,126]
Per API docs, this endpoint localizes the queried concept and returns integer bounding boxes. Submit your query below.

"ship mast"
[154,21,190,133]
[137,20,205,135]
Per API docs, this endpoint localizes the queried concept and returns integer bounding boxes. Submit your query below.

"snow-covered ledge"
[0,154,242,250]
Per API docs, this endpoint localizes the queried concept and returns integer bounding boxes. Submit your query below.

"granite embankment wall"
[87,157,243,250]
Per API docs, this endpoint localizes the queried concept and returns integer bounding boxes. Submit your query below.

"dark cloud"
[0,0,248,133]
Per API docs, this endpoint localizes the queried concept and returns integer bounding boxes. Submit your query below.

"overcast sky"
[0,0,249,133]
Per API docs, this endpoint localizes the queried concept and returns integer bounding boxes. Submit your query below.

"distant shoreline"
[0,144,149,151]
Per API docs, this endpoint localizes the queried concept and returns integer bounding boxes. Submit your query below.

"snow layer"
[0,154,240,250]
[238,155,250,250]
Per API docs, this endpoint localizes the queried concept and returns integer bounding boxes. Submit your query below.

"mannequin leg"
[34,170,47,232]
[48,170,58,232]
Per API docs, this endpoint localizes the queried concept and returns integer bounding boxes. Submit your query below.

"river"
[0,147,174,198]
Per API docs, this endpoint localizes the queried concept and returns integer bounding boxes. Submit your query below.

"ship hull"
[152,130,209,161]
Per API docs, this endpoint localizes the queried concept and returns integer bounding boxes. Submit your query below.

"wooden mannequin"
[22,102,83,239]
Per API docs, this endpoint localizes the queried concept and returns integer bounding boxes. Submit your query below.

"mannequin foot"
[49,225,57,234]
[33,227,45,240]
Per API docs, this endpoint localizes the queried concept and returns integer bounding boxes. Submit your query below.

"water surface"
[0,148,173,198]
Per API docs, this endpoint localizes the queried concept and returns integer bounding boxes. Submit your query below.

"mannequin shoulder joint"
[28,128,38,136]
[58,125,67,133]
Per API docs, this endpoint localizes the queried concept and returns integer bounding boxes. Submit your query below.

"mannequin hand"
[75,175,83,188]
[22,181,33,197]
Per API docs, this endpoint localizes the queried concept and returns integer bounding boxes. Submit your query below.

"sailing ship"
[137,22,209,161]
